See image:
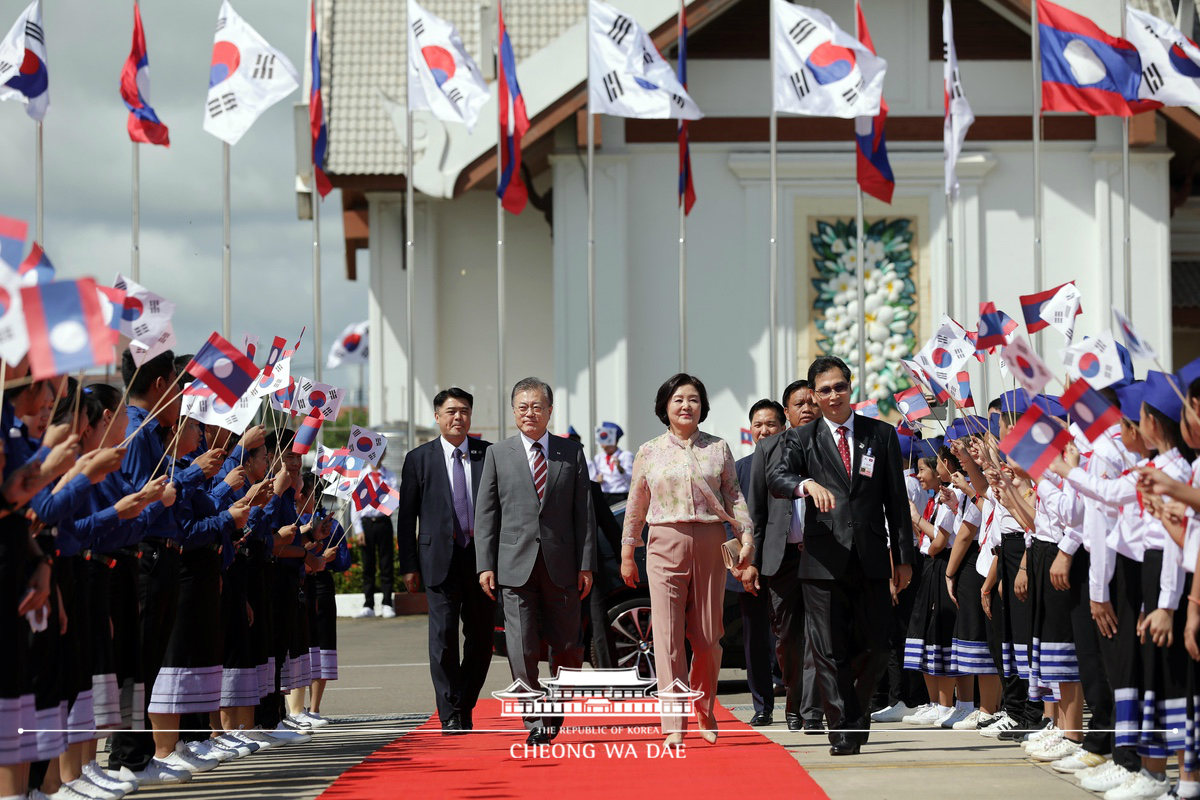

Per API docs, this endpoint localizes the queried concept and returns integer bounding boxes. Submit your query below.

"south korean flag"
[1127,7,1200,107]
[587,0,703,120]
[202,0,298,146]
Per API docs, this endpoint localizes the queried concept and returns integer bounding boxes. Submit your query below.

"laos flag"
[496,0,529,214]
[976,301,1018,350]
[1060,379,1121,443]
[854,1,893,204]
[1038,0,1156,117]
[0,216,27,270]
[999,403,1072,480]
[120,3,169,147]
[292,409,323,455]
[894,387,932,423]
[309,1,330,197]
[184,332,258,406]
[1020,281,1076,333]
[21,278,114,381]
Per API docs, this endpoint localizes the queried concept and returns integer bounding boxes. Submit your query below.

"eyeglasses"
[814,382,850,398]
[514,404,546,415]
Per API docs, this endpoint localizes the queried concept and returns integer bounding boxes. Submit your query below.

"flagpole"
[587,6,598,447]
[768,0,778,401]
[855,187,867,399]
[406,109,416,451]
[132,142,140,281]
[678,0,687,374]
[1120,0,1132,318]
[1031,0,1044,357]
[312,187,322,388]
[496,0,506,440]
[222,142,232,339]
[946,188,956,423]
[35,122,43,244]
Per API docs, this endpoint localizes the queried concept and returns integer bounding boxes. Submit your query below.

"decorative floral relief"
[809,218,918,412]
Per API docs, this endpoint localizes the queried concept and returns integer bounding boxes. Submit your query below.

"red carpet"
[319,700,826,799]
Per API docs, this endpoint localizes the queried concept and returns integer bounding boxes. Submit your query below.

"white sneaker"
[128,759,192,786]
[939,706,975,729]
[45,784,99,800]
[380,605,397,619]
[285,714,313,729]
[188,739,236,763]
[1103,771,1170,800]
[83,762,136,795]
[58,779,123,800]
[979,711,1018,738]
[1030,736,1080,762]
[1081,763,1134,792]
[230,729,269,751]
[355,607,375,619]
[1052,750,1108,774]
[268,722,312,745]
[1022,722,1059,749]
[214,733,255,757]
[159,743,218,774]
[301,711,331,728]
[902,704,940,725]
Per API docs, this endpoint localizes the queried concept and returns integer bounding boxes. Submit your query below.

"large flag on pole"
[588,0,703,120]
[855,1,893,204]
[496,0,529,214]
[1126,7,1200,107]
[202,0,299,146]
[309,1,330,197]
[0,0,49,122]
[772,1,885,118]
[943,0,974,197]
[121,2,169,147]
[326,320,368,368]
[407,0,490,132]
[678,1,696,215]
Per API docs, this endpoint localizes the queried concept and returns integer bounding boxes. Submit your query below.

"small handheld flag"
[976,302,1018,350]
[1062,331,1125,389]
[184,332,258,406]
[740,428,752,446]
[21,278,114,381]
[349,424,387,464]
[1040,282,1083,342]
[1020,281,1078,333]
[950,371,974,409]
[998,403,1072,480]
[1112,307,1156,360]
[351,473,380,512]
[114,273,174,342]
[0,216,27,269]
[95,285,125,346]
[853,399,881,419]
[293,409,323,455]
[1060,379,1122,443]
[365,470,400,516]
[894,387,932,423]
[263,335,287,376]
[129,321,176,368]
[1002,336,1054,395]
[251,354,290,398]
[17,242,52,285]
[294,377,343,421]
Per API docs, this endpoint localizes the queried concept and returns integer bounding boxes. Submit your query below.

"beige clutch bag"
[720,538,742,571]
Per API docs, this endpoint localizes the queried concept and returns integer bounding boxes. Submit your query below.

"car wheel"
[601,597,656,681]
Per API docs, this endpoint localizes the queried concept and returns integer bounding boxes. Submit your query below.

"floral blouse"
[621,430,752,546]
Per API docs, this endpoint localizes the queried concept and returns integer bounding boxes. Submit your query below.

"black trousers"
[802,549,891,744]
[993,534,1042,726]
[738,589,775,715]
[768,549,821,721]
[425,542,496,725]
[108,542,181,771]
[360,516,395,608]
[1067,549,1116,756]
[874,553,929,710]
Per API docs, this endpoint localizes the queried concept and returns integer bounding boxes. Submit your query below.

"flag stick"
[495,0,507,440]
[132,141,140,282]
[586,35,598,448]
[117,383,187,449]
[1120,0,1132,318]
[100,363,142,445]
[69,370,84,437]
[768,0,778,402]
[1031,0,1044,359]
[50,374,68,418]
[222,142,232,340]
[855,188,868,402]
[150,418,186,480]
[35,122,43,245]
[945,190,958,426]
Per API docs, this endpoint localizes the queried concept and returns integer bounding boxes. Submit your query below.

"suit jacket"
[725,455,754,593]
[395,436,491,588]
[767,414,914,581]
[748,431,798,577]
[475,434,597,589]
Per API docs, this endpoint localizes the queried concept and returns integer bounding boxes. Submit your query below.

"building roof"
[542,667,656,688]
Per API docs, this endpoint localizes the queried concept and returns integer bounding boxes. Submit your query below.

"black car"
[492,487,744,680]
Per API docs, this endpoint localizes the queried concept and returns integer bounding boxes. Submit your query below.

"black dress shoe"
[786,713,801,731]
[461,711,473,731]
[441,713,464,734]
[803,719,824,735]
[829,734,861,756]
[749,712,773,727]
[526,728,552,746]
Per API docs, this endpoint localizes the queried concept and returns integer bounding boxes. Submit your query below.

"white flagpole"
[35,122,43,244]
[768,0,778,401]
[678,0,687,374]
[406,112,415,451]
[1120,0,1132,317]
[1031,0,1044,357]
[587,3,598,445]
[311,0,323,388]
[222,141,232,339]
[496,0,506,439]
[132,142,140,281]
[854,6,867,397]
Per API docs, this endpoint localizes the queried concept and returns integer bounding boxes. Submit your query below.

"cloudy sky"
[0,0,369,400]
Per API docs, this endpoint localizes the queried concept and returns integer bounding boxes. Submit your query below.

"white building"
[315,0,1200,452]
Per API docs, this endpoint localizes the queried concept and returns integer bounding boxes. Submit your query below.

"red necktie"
[837,426,852,476]
[531,442,547,501]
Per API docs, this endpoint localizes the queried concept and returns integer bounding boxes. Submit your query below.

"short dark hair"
[988,397,1003,413]
[122,347,176,399]
[807,356,851,387]
[749,399,786,427]
[173,355,194,390]
[511,377,553,407]
[266,428,296,454]
[654,373,710,426]
[781,380,809,408]
[85,383,124,413]
[434,387,474,410]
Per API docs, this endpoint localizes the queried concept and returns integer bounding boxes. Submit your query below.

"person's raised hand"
[193,448,227,479]
[241,425,267,453]
[83,447,127,484]
[224,466,247,491]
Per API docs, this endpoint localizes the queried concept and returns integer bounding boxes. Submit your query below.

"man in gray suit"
[476,377,596,745]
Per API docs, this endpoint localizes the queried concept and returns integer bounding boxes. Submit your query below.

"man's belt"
[142,537,182,553]
[82,550,118,568]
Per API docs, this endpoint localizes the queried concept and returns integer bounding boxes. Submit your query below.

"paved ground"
[121,615,1112,800]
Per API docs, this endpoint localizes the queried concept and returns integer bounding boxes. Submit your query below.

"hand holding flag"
[998,403,1072,479]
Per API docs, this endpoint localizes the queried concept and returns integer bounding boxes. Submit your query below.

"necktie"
[837,426,852,476]
[452,449,472,548]
[531,442,547,502]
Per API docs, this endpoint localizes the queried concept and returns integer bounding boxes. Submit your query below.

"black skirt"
[221,548,257,707]
[1138,548,1190,759]
[904,552,960,676]
[306,571,338,680]
[1112,553,1144,752]
[951,543,996,675]
[85,556,121,728]
[147,546,223,715]
[0,516,33,765]
[247,541,275,698]
[27,534,66,762]
[1027,539,1079,699]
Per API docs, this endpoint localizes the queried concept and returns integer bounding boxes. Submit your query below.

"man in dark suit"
[476,377,596,746]
[740,380,824,732]
[769,356,914,756]
[397,387,495,733]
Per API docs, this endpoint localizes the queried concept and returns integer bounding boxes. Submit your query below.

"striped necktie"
[530,441,547,502]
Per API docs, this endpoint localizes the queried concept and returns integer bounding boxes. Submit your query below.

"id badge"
[859,454,876,478]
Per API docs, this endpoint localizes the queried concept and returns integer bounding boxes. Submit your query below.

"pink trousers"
[646,521,726,733]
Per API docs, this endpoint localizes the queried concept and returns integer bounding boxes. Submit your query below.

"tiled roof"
[1174,262,1200,309]
[324,0,584,177]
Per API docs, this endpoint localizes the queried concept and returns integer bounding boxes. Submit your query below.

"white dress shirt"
[440,436,473,510]
[796,413,858,497]
[592,448,634,494]
[519,430,552,481]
